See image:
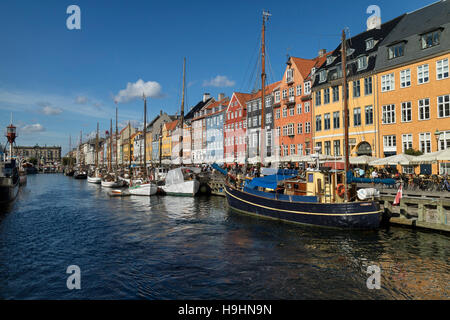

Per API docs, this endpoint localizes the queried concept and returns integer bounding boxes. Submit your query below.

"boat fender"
[336,184,345,198]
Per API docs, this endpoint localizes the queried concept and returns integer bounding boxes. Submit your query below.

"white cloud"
[38,103,62,115]
[203,75,235,88]
[114,79,163,103]
[76,96,88,104]
[20,124,45,134]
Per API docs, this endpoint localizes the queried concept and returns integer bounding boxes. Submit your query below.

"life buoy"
[336,184,345,198]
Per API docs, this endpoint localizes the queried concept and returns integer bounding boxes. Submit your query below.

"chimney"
[160,110,163,116]
[318,49,326,57]
[203,93,211,103]
[218,93,225,101]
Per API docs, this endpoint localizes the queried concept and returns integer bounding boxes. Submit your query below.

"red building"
[224,92,252,165]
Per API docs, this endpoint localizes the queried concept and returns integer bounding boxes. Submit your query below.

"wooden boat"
[101,176,125,188]
[87,176,102,184]
[128,182,158,196]
[225,170,381,230]
[74,170,87,179]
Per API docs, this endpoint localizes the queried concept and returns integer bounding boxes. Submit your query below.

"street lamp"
[434,129,441,152]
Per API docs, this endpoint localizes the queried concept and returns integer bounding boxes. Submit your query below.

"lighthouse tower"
[5,120,17,160]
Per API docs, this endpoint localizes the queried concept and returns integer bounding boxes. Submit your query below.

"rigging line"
[240,32,262,92]
[265,40,276,85]
[248,45,261,93]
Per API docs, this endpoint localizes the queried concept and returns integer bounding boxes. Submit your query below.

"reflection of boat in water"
[0,158,20,205]
[161,167,200,197]
[74,169,87,179]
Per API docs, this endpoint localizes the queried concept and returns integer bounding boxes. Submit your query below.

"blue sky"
[0,0,433,155]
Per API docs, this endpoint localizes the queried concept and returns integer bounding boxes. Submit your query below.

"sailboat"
[88,123,102,184]
[102,116,124,188]
[160,58,200,197]
[224,19,381,229]
[74,131,88,179]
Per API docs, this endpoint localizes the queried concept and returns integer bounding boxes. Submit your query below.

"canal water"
[0,174,448,300]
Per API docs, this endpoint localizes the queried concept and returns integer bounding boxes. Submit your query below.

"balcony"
[286,96,296,106]
[286,77,294,85]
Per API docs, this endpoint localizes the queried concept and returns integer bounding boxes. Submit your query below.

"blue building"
[205,96,229,164]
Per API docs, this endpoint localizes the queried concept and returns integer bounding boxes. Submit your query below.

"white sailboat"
[128,182,158,196]
[88,123,102,184]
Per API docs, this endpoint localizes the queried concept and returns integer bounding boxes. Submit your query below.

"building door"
[356,141,372,156]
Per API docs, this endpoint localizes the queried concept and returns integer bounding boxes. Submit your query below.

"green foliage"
[405,148,423,156]
[29,157,38,165]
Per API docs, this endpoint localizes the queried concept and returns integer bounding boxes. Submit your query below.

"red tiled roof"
[248,81,281,100]
[165,120,179,131]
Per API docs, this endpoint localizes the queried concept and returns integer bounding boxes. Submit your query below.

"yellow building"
[374,1,450,174]
[312,17,403,158]
[161,120,178,159]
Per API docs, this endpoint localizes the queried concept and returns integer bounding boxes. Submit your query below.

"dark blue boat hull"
[225,185,381,229]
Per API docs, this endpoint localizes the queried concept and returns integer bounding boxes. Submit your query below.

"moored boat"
[74,170,87,179]
[87,176,102,184]
[161,167,200,196]
[128,182,158,196]
[0,159,20,205]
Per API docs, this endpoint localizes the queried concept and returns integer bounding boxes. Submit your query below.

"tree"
[405,148,423,156]
[29,157,38,166]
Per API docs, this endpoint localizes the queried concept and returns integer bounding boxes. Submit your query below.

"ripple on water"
[0,174,449,299]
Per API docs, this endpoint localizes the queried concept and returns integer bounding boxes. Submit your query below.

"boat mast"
[69,135,72,168]
[109,119,113,172]
[95,122,99,168]
[260,10,270,165]
[128,121,131,172]
[179,57,186,166]
[143,94,147,178]
[115,102,118,171]
[342,29,350,202]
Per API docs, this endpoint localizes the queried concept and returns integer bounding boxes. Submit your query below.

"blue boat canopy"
[246,174,297,190]
[212,163,228,175]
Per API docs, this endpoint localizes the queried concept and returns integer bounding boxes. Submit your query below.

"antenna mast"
[342,29,350,202]
[179,57,186,165]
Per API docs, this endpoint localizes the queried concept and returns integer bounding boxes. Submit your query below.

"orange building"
[374,1,450,174]
[274,53,330,161]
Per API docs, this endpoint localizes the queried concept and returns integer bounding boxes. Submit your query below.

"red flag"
[393,185,403,206]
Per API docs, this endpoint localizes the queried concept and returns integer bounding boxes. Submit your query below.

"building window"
[296,104,302,114]
[421,30,441,49]
[353,80,360,98]
[388,43,404,59]
[332,86,339,102]
[353,108,361,126]
[333,140,341,156]
[382,104,396,124]
[357,56,368,70]
[297,123,303,134]
[286,69,294,83]
[275,91,280,103]
[296,85,302,96]
[324,88,330,104]
[438,130,450,150]
[282,107,287,118]
[316,115,322,132]
[401,102,412,122]
[297,144,303,156]
[333,111,340,129]
[305,122,311,133]
[304,82,311,95]
[324,113,331,130]
[319,70,327,83]
[364,77,372,95]
[417,64,429,84]
[381,73,395,92]
[419,132,431,154]
[418,98,430,120]
[304,102,310,113]
[289,87,295,97]
[366,38,375,50]
[283,145,289,156]
[290,144,296,155]
[315,91,322,106]
[402,134,413,152]
[282,89,287,99]
[289,107,294,116]
[324,141,331,155]
[436,58,449,80]
[266,113,272,124]
[400,69,411,88]
[276,127,280,137]
[383,135,397,151]
[438,94,450,118]
[276,109,280,119]
[315,142,322,154]
[365,105,373,125]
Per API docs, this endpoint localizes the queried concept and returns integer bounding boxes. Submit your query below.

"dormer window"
[388,42,405,59]
[366,38,375,50]
[319,70,327,83]
[311,67,316,75]
[286,69,294,83]
[327,56,335,65]
[346,48,355,56]
[421,29,441,49]
[357,56,368,70]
